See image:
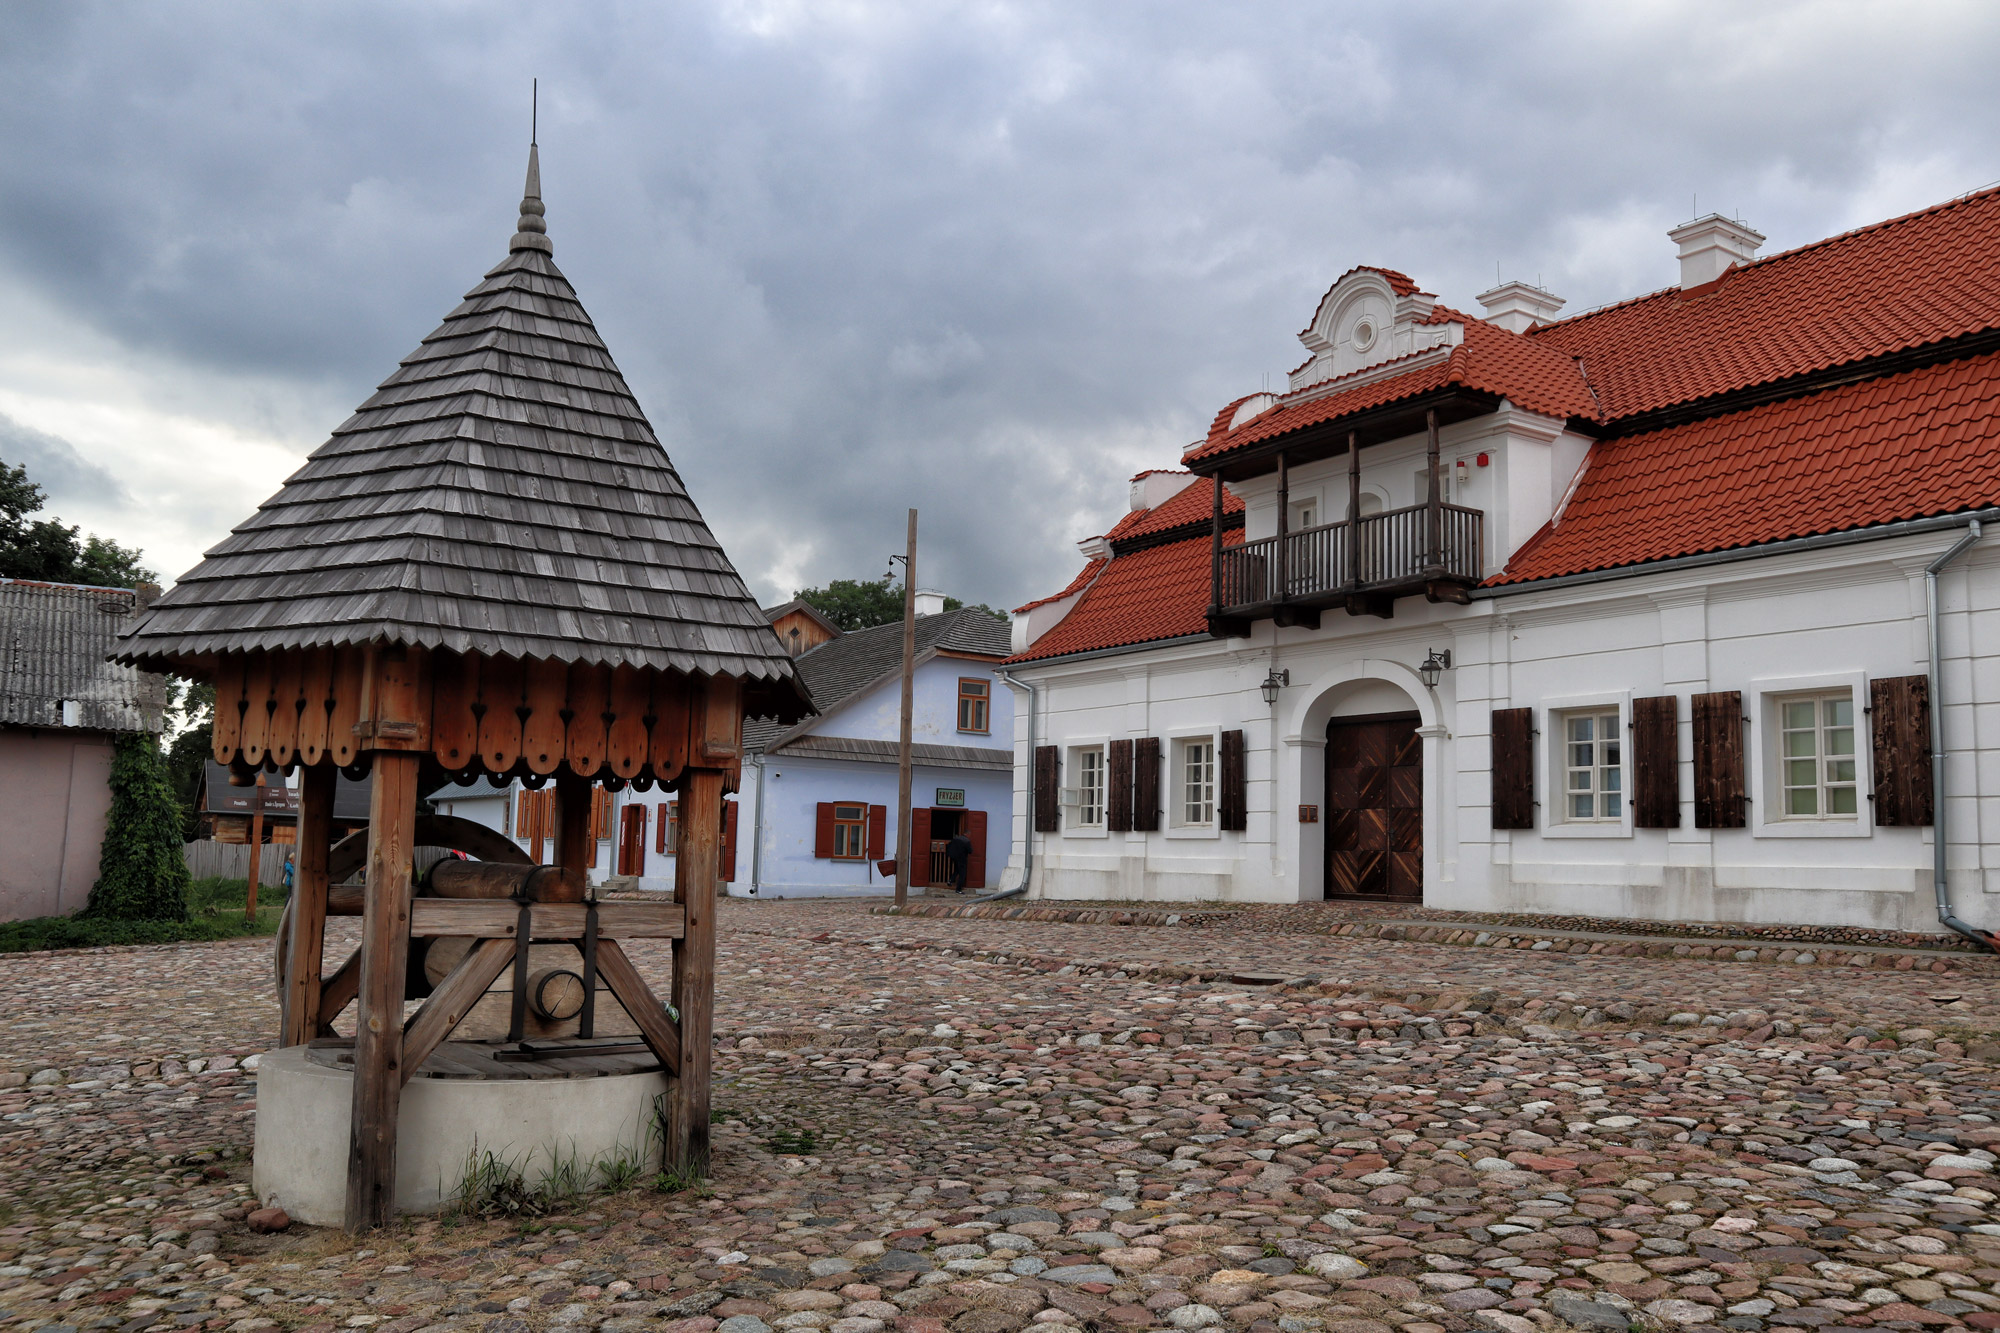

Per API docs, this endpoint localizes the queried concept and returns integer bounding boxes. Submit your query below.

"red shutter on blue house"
[965,809,988,889]
[815,802,836,858]
[721,800,739,883]
[866,805,886,861]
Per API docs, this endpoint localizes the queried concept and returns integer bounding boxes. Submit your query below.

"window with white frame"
[1561,709,1623,821]
[1778,692,1858,818]
[1175,737,1215,826]
[1071,746,1105,827]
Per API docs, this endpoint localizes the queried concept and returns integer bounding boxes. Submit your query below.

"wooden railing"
[1216,503,1483,611]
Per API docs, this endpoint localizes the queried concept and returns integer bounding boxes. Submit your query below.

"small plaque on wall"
[935,788,966,807]
[1299,805,1319,823]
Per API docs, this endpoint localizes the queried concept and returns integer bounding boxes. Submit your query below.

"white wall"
[1007,527,2000,935]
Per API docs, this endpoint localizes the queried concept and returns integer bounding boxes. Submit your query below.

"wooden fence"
[182,841,456,886]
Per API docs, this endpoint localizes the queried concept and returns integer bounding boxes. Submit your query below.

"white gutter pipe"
[977,669,1035,902]
[1926,519,1997,952]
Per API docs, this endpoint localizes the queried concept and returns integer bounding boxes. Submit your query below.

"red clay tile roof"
[1104,476,1243,543]
[1527,186,2000,420]
[1489,347,2000,586]
[1007,530,1241,663]
[1013,558,1105,614]
[1187,315,1597,465]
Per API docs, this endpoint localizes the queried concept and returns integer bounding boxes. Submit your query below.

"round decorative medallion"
[1351,319,1377,352]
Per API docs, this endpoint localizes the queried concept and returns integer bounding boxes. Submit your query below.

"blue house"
[431,596,1013,898]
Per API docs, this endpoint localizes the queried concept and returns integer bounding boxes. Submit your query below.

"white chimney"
[913,587,948,616]
[1474,280,1565,334]
[1127,469,1201,512]
[1668,213,1764,288]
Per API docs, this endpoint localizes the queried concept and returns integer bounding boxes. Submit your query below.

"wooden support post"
[344,750,420,1231]
[1275,451,1290,610]
[894,508,917,908]
[282,763,336,1047]
[668,765,723,1176]
[1209,468,1225,614]
[245,771,265,922]
[1345,430,1361,589]
[1424,408,1443,577]
[554,770,594,882]
[400,938,514,1086]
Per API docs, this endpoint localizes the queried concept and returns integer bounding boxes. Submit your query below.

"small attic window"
[1351,319,1377,352]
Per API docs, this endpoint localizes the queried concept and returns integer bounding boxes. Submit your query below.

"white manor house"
[999,189,2000,942]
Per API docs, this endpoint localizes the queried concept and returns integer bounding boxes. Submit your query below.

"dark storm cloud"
[0,413,127,508]
[1,2,1997,608]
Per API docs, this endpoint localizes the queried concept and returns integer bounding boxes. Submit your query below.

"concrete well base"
[252,1045,668,1226]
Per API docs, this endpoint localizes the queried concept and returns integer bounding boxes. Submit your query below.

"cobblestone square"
[3,901,1998,1333]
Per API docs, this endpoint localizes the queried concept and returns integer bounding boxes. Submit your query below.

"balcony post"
[1424,408,1444,578]
[1275,451,1289,609]
[1345,430,1360,590]
[1208,470,1225,614]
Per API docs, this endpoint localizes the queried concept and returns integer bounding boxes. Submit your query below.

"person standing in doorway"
[946,829,973,892]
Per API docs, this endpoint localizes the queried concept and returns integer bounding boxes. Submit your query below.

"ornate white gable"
[1289,269,1462,393]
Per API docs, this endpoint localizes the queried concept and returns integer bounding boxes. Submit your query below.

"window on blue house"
[958,678,990,733]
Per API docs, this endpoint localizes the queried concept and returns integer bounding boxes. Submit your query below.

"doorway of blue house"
[1325,711,1422,902]
[914,807,988,890]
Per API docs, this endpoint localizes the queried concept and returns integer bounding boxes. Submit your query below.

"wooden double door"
[1325,712,1422,902]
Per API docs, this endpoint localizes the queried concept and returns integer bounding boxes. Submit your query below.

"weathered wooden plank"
[326,649,367,768]
[345,750,420,1231]
[594,937,682,1078]
[296,648,334,766]
[608,664,650,779]
[268,653,304,768]
[1691,690,1746,829]
[1870,674,1933,826]
[428,860,584,904]
[1033,746,1059,832]
[319,948,361,1031]
[667,764,723,1174]
[648,671,690,784]
[1218,729,1246,832]
[1132,736,1161,833]
[476,655,525,773]
[1632,694,1680,829]
[1106,738,1133,833]
[328,896,688,938]
[282,763,337,1048]
[521,657,568,774]
[362,644,431,752]
[554,770,594,879]
[429,651,480,771]
[399,938,514,1087]
[241,654,275,767]
[565,662,611,775]
[212,655,246,763]
[1489,707,1536,830]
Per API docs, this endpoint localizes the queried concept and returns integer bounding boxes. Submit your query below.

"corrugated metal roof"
[1,578,166,733]
[116,147,809,719]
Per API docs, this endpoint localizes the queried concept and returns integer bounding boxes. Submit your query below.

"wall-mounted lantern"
[1418,649,1452,690]
[1260,668,1290,705]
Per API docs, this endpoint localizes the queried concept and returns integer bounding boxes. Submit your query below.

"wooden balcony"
[1210,501,1483,631]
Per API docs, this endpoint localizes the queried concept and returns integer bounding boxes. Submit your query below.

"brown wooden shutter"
[721,800,739,882]
[1107,738,1134,832]
[1632,694,1680,828]
[1490,707,1535,830]
[965,809,988,889]
[1033,745,1059,832]
[1132,737,1161,832]
[1219,729,1247,831]
[656,800,670,854]
[815,802,836,858]
[865,804,886,860]
[1692,690,1746,829]
[1870,675,1933,826]
[909,807,933,886]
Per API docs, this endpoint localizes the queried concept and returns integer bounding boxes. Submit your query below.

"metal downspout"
[1926,520,1999,951]
[976,669,1034,902]
[747,753,766,898]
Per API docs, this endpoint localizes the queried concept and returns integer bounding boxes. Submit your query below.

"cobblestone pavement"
[3,898,1999,1333]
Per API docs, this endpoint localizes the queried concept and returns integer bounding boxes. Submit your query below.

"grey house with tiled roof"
[1,578,167,919]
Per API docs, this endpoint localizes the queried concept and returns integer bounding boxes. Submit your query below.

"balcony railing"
[1215,502,1483,615]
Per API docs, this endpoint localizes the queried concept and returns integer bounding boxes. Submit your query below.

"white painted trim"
[1748,671,1874,839]
[1542,690,1636,839]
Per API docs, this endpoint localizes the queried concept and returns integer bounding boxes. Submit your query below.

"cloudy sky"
[2,2,1996,612]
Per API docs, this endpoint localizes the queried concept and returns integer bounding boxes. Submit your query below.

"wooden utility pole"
[245,771,266,922]
[893,508,917,908]
[281,763,336,1047]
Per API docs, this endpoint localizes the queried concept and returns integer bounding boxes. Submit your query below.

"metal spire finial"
[511,79,552,255]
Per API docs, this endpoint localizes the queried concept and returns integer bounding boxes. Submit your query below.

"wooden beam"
[344,749,420,1231]
[409,898,685,939]
[282,763,337,1047]
[1345,430,1361,589]
[1424,408,1443,577]
[1207,468,1225,615]
[318,949,361,1032]
[554,770,594,879]
[591,938,682,1076]
[1275,451,1289,607]
[894,509,916,908]
[244,771,265,923]
[399,938,514,1086]
[668,764,723,1174]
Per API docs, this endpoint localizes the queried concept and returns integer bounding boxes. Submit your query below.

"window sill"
[1063,824,1110,840]
[1751,816,1872,839]
[1165,824,1221,840]
[1541,821,1634,840]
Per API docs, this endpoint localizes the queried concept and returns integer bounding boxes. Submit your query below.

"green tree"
[0,457,154,588]
[792,578,1002,632]
[81,733,191,922]
[163,681,217,840]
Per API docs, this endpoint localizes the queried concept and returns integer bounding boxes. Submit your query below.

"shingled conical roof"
[120,146,808,718]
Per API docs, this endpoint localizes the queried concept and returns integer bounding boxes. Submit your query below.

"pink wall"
[0,729,115,920]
